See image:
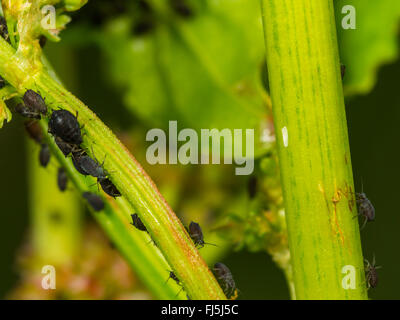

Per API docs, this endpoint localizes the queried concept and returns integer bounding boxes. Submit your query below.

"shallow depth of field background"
[0,1,399,299]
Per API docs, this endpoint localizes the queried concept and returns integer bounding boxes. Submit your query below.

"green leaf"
[98,0,271,156]
[335,0,400,95]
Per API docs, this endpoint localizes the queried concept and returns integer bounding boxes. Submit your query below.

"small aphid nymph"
[166,271,180,285]
[365,256,381,289]
[0,16,9,41]
[57,167,68,192]
[39,35,47,48]
[82,192,104,212]
[24,121,43,144]
[23,89,48,116]
[340,64,346,79]
[39,144,51,168]
[0,75,5,89]
[130,213,147,232]
[99,178,121,198]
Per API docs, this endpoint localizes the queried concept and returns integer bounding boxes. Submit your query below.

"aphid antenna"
[164,270,174,284]
[175,287,184,298]
[361,176,364,194]
[203,241,218,247]
[90,180,101,192]
[372,254,382,269]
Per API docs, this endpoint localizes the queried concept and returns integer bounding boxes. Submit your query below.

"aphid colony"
[18,88,235,299]
[18,88,120,211]
[130,214,238,299]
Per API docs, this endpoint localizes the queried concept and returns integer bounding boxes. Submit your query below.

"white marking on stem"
[282,126,288,147]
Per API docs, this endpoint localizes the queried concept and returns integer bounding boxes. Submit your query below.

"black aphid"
[15,103,42,119]
[340,64,346,79]
[247,176,258,199]
[39,35,47,48]
[0,75,5,89]
[48,109,83,145]
[356,192,375,229]
[57,167,68,192]
[99,177,121,198]
[169,0,194,18]
[187,221,216,249]
[72,151,106,178]
[365,256,381,289]
[213,262,237,299]
[0,16,9,41]
[39,144,51,167]
[166,271,181,285]
[82,192,104,212]
[130,213,147,232]
[23,89,48,115]
[24,121,43,144]
[71,151,89,175]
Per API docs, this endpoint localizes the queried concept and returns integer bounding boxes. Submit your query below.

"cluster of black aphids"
[19,89,121,212]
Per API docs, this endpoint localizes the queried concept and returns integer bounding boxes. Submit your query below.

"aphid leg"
[360,216,368,230]
[175,287,184,298]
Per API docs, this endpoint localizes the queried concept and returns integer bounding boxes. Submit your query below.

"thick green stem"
[40,126,184,299]
[260,0,367,299]
[0,35,225,300]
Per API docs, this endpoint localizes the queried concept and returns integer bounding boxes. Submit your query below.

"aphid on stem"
[57,167,68,192]
[82,192,104,212]
[48,109,83,145]
[354,182,375,230]
[23,89,48,116]
[130,213,147,232]
[213,262,238,299]
[187,221,217,249]
[24,121,43,144]
[39,143,51,168]
[98,177,121,198]
[365,256,381,289]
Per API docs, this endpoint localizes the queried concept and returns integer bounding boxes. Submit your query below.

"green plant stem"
[260,0,367,299]
[40,123,184,299]
[0,36,225,300]
[28,139,82,265]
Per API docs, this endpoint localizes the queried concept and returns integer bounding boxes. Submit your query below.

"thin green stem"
[260,0,367,299]
[28,139,82,265]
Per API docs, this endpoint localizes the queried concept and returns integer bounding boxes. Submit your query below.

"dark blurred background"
[0,0,399,299]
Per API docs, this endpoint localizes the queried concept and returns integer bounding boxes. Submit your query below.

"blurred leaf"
[335,0,400,95]
[97,0,271,156]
